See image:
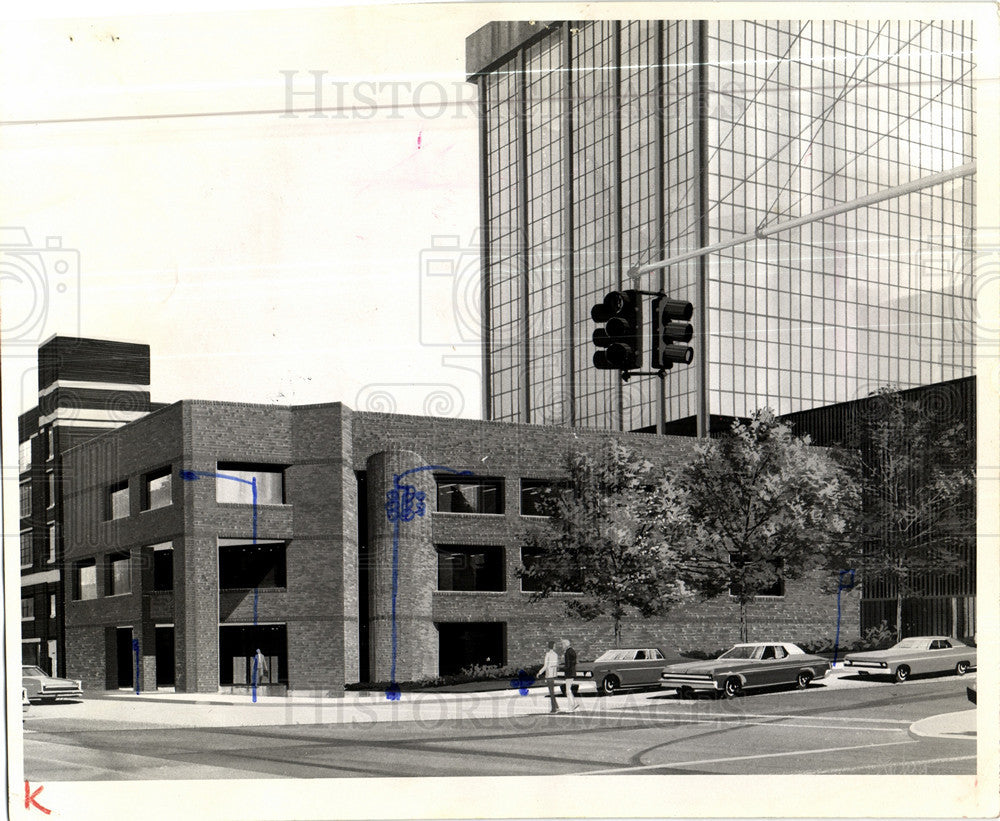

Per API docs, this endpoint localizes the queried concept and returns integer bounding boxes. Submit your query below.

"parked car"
[843,636,977,682]
[22,665,83,703]
[559,648,672,696]
[660,642,831,698]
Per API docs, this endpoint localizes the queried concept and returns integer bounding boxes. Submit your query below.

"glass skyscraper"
[467,20,975,433]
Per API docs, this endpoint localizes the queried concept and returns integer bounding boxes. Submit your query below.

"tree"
[676,409,859,642]
[518,441,689,647]
[827,387,975,638]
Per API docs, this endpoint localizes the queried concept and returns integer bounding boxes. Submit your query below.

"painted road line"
[559,713,909,733]
[575,738,919,775]
[811,755,977,774]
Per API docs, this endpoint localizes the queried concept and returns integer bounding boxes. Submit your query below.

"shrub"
[678,647,727,660]
[850,620,897,651]
[794,636,836,654]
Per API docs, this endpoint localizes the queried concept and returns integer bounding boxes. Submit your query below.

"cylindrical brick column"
[366,450,437,682]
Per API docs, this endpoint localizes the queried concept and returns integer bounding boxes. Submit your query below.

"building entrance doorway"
[219,624,287,686]
[115,627,134,688]
[156,626,175,687]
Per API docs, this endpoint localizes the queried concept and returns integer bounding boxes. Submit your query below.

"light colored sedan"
[843,636,976,683]
[22,665,83,703]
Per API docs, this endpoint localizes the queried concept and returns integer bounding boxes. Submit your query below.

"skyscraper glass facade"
[471,19,975,431]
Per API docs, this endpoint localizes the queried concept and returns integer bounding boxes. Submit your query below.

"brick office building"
[29,337,858,694]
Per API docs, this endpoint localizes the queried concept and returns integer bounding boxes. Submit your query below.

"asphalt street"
[21,670,977,780]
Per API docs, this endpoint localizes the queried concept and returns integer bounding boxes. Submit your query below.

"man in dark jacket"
[561,638,578,711]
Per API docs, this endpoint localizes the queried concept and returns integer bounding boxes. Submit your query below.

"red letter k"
[24,781,51,814]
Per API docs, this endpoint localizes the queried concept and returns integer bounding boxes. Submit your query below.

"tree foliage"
[676,409,859,642]
[825,387,975,636]
[518,442,689,646]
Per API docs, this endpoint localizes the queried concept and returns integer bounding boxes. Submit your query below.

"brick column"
[137,546,158,691]
[175,535,219,692]
[366,450,438,682]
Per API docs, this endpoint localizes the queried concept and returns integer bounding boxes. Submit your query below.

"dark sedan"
[660,642,831,698]
[559,648,671,696]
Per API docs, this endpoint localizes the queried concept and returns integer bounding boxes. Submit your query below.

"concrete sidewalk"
[909,709,977,740]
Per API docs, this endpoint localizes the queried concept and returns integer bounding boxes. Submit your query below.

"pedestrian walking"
[561,638,578,711]
[538,640,560,713]
[251,648,269,688]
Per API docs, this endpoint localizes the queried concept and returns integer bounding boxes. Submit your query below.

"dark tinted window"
[520,547,583,593]
[437,546,505,591]
[153,548,174,591]
[436,477,503,514]
[219,542,286,588]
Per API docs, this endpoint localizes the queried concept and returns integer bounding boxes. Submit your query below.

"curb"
[908,709,977,741]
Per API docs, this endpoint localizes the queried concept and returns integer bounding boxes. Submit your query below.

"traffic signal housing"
[591,289,643,371]
[651,295,694,370]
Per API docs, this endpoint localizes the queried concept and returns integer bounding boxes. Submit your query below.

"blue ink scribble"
[132,638,140,695]
[833,569,856,667]
[384,464,473,700]
[510,669,536,696]
[180,469,257,544]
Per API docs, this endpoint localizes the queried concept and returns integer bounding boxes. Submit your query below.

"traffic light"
[651,295,694,370]
[591,289,643,371]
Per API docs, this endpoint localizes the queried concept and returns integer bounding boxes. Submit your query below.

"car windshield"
[594,650,636,662]
[892,638,928,650]
[718,646,758,660]
[22,666,47,677]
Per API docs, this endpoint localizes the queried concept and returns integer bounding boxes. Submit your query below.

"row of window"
[438,545,785,597]
[20,527,57,569]
[21,593,57,621]
[18,428,54,474]
[103,463,287,521]
[437,477,560,516]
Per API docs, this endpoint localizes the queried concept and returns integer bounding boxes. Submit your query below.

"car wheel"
[723,677,742,698]
[678,686,695,700]
[955,661,970,676]
[796,671,813,690]
[599,675,620,696]
[893,665,910,683]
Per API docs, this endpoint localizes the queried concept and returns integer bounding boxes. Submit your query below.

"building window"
[74,560,97,601]
[436,477,504,514]
[22,596,34,621]
[152,545,174,591]
[216,463,284,505]
[20,482,31,518]
[108,553,131,596]
[729,555,785,598]
[20,531,32,568]
[436,546,505,592]
[19,438,32,473]
[219,541,286,589]
[106,481,129,520]
[520,546,583,593]
[47,525,56,563]
[519,479,563,517]
[49,594,57,619]
[141,467,172,511]
[46,472,56,510]
[46,427,54,461]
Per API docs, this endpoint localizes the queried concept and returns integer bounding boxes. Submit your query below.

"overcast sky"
[1,3,498,420]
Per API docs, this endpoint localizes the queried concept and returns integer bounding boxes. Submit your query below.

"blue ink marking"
[384,465,473,700]
[833,569,856,667]
[182,469,262,701]
[510,669,536,696]
[180,469,257,544]
[132,638,140,695]
[252,587,260,703]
